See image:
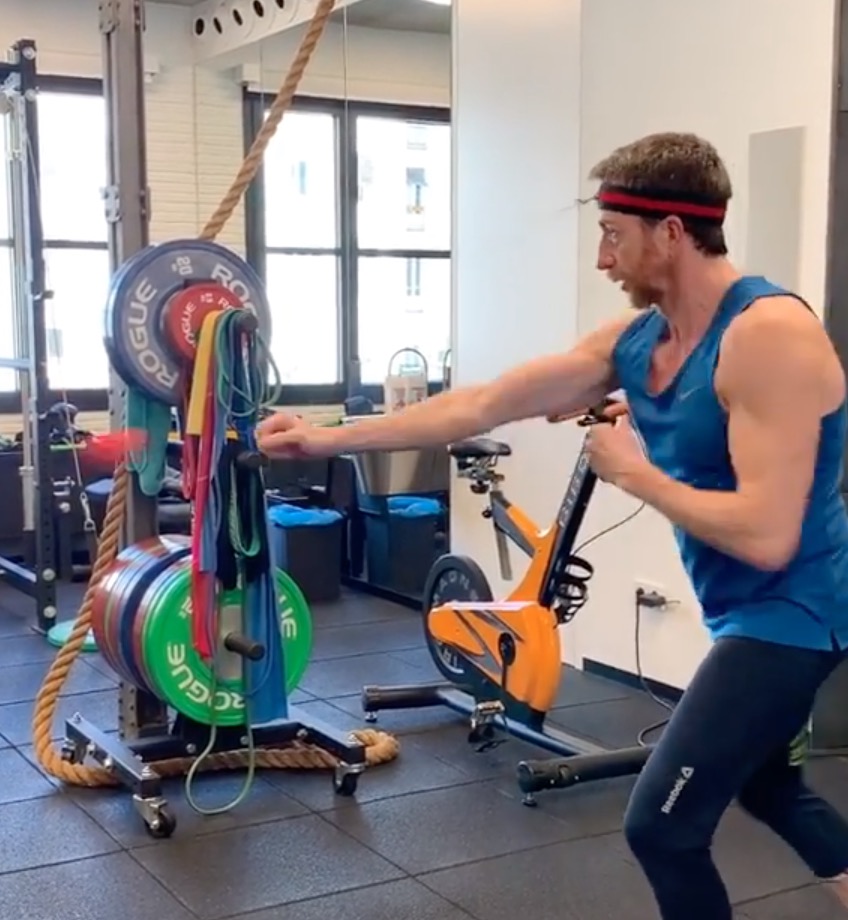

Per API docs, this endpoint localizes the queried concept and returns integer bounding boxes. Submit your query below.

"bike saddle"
[448,437,512,460]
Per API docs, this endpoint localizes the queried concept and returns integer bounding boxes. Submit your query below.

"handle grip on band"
[548,397,628,427]
[235,449,268,470]
[223,632,266,661]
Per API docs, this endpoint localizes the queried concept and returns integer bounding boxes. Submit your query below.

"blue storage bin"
[365,495,446,599]
[268,502,344,604]
[268,503,343,527]
[386,496,442,518]
[85,478,114,499]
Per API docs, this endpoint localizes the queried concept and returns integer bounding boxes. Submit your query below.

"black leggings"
[623,636,848,919]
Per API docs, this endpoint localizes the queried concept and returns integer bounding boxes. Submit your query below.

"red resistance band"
[597,186,726,223]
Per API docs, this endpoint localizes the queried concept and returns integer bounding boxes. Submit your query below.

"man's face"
[596,211,670,310]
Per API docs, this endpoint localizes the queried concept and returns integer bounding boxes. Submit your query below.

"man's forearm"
[619,464,791,570]
[330,385,490,453]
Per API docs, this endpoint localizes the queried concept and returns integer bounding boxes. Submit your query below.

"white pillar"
[450,0,585,664]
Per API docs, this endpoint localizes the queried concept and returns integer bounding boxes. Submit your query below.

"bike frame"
[361,403,653,806]
[482,439,598,607]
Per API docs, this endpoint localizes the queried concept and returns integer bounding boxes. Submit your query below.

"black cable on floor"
[573,498,848,761]
[630,593,848,762]
[632,594,673,746]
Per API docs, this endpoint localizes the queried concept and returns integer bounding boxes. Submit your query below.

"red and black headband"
[597,183,727,224]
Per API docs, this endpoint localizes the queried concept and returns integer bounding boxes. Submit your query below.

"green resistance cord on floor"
[183,664,258,816]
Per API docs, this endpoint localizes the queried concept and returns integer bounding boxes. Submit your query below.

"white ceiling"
[153,0,450,34]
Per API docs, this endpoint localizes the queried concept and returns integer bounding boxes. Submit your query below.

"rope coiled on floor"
[31,0,400,788]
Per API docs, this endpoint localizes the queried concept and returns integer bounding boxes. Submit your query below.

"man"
[257,132,848,918]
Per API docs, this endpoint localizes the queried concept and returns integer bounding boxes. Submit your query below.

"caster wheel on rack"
[60,742,80,764]
[333,770,359,797]
[144,806,177,839]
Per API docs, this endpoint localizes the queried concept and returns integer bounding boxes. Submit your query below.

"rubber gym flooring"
[1,582,846,919]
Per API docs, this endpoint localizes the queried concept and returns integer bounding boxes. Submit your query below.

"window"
[263,110,337,250]
[359,257,450,383]
[406,257,422,298]
[43,247,111,390]
[356,115,450,385]
[264,253,340,386]
[0,245,15,392]
[405,167,426,233]
[0,115,9,240]
[0,78,110,410]
[245,96,451,405]
[260,109,341,388]
[0,105,16,391]
[37,86,110,392]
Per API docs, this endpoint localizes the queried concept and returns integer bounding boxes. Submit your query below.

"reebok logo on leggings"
[661,766,694,814]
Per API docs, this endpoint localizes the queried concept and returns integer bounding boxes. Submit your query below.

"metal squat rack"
[0,40,66,633]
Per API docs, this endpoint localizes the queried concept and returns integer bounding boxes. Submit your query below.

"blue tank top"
[612,275,848,651]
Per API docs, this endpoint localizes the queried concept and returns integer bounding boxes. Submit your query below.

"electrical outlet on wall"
[634,579,671,610]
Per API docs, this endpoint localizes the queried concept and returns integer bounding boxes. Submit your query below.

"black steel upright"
[99,0,170,745]
[0,40,59,633]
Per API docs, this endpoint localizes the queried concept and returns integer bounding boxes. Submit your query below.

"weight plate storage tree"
[55,0,396,839]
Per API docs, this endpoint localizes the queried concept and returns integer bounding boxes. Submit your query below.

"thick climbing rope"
[31,0,400,788]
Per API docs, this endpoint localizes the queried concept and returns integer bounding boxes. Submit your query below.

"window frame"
[242,90,451,407]
[0,74,108,414]
[0,83,453,415]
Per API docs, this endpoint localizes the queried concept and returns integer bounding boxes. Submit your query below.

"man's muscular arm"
[617,297,843,570]
[258,312,637,457]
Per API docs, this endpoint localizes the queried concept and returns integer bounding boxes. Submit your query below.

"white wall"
[575,0,840,688]
[451,0,585,661]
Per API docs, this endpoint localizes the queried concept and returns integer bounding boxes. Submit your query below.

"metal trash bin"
[348,447,449,498]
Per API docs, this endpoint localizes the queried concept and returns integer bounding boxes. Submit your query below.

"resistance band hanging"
[183,306,288,727]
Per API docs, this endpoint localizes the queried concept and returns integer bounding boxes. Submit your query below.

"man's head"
[589,132,732,310]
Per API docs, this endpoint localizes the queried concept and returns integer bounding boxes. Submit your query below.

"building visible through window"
[406,257,422,298]
[406,166,427,232]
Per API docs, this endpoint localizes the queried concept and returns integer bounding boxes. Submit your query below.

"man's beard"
[627,285,659,311]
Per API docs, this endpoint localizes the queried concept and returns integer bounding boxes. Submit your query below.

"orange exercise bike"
[361,400,651,804]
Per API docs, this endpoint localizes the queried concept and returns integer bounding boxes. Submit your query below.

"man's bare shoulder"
[728,294,823,338]
[718,295,843,407]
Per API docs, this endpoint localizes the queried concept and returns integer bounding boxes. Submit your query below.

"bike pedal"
[472,700,505,722]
